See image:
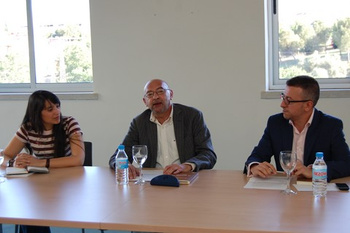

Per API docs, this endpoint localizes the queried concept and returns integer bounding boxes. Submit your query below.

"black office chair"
[83,141,93,166]
[81,142,105,233]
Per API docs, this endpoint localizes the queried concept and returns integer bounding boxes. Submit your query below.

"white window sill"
[0,92,99,101]
[261,90,350,99]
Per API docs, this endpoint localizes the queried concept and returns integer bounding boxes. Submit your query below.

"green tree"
[280,66,307,79]
[332,18,350,52]
[64,43,92,82]
[0,53,29,83]
[312,21,332,51]
[302,52,348,78]
[46,24,92,83]
[279,28,302,58]
[291,22,314,43]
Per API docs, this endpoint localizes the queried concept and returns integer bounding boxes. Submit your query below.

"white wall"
[1,0,349,170]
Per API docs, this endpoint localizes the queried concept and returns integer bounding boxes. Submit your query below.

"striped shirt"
[15,116,82,158]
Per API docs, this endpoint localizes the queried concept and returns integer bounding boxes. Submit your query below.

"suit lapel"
[147,116,158,167]
[283,121,293,151]
[304,109,320,163]
[173,105,185,163]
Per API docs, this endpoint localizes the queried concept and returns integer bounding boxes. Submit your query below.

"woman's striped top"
[15,116,83,158]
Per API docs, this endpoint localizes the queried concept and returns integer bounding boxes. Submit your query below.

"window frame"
[0,0,93,94]
[265,0,350,91]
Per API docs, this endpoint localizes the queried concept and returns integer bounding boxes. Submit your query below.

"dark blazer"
[244,109,350,181]
[109,104,217,171]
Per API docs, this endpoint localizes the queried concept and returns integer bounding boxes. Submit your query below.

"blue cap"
[316,152,323,158]
[118,145,125,150]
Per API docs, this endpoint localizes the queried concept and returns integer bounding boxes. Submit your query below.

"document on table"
[244,176,288,190]
[244,176,340,191]
[130,170,163,182]
[6,166,49,177]
[294,181,339,191]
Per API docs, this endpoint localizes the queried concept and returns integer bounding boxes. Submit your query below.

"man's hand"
[163,164,192,175]
[250,162,277,178]
[128,164,140,179]
[293,160,312,179]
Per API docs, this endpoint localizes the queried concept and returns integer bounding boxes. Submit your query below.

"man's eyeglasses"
[144,88,169,98]
[280,93,311,105]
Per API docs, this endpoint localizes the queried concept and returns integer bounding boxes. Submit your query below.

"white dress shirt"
[290,109,314,163]
[150,108,180,168]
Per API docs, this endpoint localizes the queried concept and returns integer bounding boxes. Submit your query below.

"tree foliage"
[332,18,350,52]
[0,24,92,84]
[280,18,350,79]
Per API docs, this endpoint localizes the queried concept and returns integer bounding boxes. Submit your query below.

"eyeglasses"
[144,88,169,98]
[280,93,311,105]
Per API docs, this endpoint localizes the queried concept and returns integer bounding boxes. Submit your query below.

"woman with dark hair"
[1,90,85,233]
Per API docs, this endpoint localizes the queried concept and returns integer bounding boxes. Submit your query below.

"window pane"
[32,0,93,83]
[278,0,350,80]
[0,0,30,84]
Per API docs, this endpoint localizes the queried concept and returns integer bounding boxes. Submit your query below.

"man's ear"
[305,100,314,111]
[169,89,174,100]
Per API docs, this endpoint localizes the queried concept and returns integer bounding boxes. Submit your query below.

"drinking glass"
[132,145,148,185]
[0,149,6,183]
[279,150,297,195]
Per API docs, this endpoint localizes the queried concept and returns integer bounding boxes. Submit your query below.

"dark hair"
[286,75,320,107]
[22,90,66,157]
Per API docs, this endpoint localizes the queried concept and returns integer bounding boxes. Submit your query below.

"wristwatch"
[45,158,50,168]
[7,159,15,167]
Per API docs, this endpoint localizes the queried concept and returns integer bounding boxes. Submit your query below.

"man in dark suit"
[244,75,350,181]
[109,79,216,179]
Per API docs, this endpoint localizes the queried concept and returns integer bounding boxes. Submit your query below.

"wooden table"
[1,167,350,233]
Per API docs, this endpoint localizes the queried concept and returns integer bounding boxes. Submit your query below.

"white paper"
[130,169,163,182]
[5,167,33,177]
[244,176,289,190]
[294,181,339,192]
[6,167,28,175]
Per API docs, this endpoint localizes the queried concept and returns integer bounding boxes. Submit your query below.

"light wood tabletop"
[1,166,350,233]
[0,166,146,229]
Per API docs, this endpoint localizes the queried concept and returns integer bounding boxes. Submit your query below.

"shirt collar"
[289,108,315,128]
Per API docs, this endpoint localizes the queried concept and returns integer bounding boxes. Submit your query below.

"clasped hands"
[13,153,45,168]
[128,163,192,180]
[250,160,312,179]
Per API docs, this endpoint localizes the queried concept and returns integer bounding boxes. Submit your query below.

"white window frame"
[265,0,350,91]
[0,0,93,94]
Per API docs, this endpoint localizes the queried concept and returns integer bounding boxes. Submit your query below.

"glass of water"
[132,145,148,185]
[279,150,297,195]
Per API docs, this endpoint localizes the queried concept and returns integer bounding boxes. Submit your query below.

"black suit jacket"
[244,109,350,181]
[109,104,217,171]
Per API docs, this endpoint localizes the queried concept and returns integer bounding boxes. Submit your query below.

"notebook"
[6,166,49,176]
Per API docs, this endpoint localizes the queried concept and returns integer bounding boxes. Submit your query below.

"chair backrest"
[83,141,92,166]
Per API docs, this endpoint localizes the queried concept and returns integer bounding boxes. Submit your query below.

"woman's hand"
[14,153,32,168]
[14,153,45,168]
